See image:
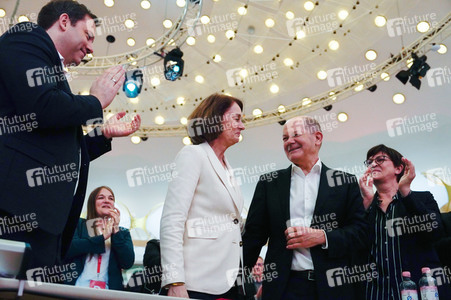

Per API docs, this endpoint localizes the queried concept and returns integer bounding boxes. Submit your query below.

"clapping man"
[0,0,140,271]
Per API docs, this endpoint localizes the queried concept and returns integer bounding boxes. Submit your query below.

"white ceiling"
[2,0,449,132]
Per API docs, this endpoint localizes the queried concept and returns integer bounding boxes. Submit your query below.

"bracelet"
[169,282,185,287]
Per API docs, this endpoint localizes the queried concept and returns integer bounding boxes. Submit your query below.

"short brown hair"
[38,0,98,30]
[86,186,115,220]
[366,144,405,182]
[187,93,243,145]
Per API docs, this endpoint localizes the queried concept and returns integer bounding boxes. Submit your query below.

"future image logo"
[326,63,376,87]
[326,263,378,287]
[386,113,438,137]
[386,14,438,38]
[326,170,357,187]
[225,63,278,87]
[126,164,177,187]
[26,163,78,188]
[426,67,451,87]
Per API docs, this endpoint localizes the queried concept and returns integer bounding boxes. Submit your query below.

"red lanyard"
[97,255,102,275]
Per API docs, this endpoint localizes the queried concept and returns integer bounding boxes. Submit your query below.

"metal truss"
[86,12,451,138]
[72,0,203,75]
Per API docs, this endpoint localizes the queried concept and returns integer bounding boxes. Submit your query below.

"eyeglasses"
[364,155,390,167]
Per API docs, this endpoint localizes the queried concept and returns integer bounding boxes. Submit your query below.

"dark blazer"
[0,23,110,259]
[243,164,368,300]
[64,218,135,290]
[366,191,450,297]
[435,212,451,269]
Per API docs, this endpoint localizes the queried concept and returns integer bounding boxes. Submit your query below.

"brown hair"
[38,0,98,30]
[187,93,243,145]
[86,186,115,220]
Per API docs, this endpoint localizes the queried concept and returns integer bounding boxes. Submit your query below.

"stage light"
[393,93,405,104]
[123,69,143,98]
[177,97,185,105]
[164,48,184,81]
[323,105,333,111]
[338,10,348,20]
[302,97,312,106]
[252,109,263,117]
[286,11,294,20]
[183,136,192,145]
[438,44,447,54]
[278,105,286,113]
[395,70,410,84]
[317,70,327,80]
[104,0,114,8]
[265,18,275,28]
[337,113,348,122]
[374,16,386,27]
[18,15,29,22]
[146,38,155,47]
[131,136,141,144]
[396,53,430,90]
[367,85,377,92]
[284,58,294,67]
[141,0,151,9]
[207,34,216,43]
[200,15,210,24]
[381,72,390,81]
[304,1,315,11]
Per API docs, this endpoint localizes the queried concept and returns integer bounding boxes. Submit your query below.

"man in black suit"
[359,144,450,299]
[0,0,140,271]
[243,116,368,300]
[435,212,451,270]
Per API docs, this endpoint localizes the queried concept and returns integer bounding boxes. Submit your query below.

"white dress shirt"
[75,241,111,289]
[289,158,322,271]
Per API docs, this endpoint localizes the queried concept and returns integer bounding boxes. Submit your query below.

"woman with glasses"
[358,144,450,300]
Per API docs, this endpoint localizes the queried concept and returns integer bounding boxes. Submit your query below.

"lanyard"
[97,255,102,278]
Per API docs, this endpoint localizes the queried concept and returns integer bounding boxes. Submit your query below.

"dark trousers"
[0,209,61,273]
[281,271,319,300]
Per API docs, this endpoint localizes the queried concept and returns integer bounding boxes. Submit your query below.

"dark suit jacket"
[64,219,135,290]
[0,23,110,259]
[435,212,451,269]
[366,191,450,297]
[243,164,368,300]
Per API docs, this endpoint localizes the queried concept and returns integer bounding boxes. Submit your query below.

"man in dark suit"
[435,212,451,270]
[243,116,368,300]
[359,144,450,299]
[0,0,140,271]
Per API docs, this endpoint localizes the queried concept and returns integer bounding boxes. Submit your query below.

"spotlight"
[323,105,333,111]
[395,70,410,84]
[396,53,430,90]
[278,120,286,126]
[123,69,143,98]
[367,85,377,92]
[431,43,440,51]
[164,48,184,81]
[106,35,116,43]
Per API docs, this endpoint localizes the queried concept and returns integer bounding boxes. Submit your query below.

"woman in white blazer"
[160,93,245,299]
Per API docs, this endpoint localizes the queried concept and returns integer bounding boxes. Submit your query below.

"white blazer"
[160,142,244,295]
